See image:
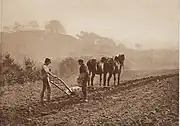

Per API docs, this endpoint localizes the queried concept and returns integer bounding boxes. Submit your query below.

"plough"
[50,76,111,96]
[50,77,76,96]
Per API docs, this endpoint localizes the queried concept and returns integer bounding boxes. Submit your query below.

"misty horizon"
[1,0,179,50]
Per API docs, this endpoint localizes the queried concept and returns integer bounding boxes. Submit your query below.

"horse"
[87,58,102,87]
[86,56,111,87]
[87,54,125,87]
[112,54,125,85]
[102,57,116,87]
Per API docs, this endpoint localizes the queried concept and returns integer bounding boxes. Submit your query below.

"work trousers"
[40,77,51,102]
[82,77,88,100]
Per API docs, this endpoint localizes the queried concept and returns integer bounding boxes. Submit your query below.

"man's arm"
[43,65,57,78]
[48,71,57,78]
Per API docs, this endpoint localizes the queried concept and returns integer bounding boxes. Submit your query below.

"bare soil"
[0,69,179,126]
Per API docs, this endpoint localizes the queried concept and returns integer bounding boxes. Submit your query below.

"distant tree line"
[1,19,143,51]
[2,20,66,34]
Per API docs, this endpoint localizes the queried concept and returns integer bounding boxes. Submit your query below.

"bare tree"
[45,20,66,33]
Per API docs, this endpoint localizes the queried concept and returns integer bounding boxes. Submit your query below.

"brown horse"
[112,54,125,85]
[86,57,115,87]
[100,54,125,86]
[103,57,116,87]
[86,57,111,87]
[87,54,125,87]
[87,58,101,87]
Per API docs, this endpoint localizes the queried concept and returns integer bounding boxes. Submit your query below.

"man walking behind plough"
[40,58,57,105]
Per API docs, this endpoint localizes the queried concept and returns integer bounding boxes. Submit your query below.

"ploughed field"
[0,69,179,126]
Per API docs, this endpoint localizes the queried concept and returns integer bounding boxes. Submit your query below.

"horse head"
[100,57,107,63]
[107,57,114,64]
[118,54,125,64]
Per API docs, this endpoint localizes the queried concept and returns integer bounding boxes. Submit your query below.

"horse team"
[86,54,125,87]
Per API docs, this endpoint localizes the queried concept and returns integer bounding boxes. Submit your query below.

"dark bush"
[24,57,41,82]
[0,53,40,86]
[1,53,25,85]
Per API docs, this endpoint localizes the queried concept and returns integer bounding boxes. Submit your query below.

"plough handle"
[57,77,73,93]
[50,81,71,95]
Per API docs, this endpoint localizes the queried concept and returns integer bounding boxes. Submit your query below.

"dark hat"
[78,59,83,63]
[45,58,51,63]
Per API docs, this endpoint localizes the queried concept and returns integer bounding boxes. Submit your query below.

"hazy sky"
[1,0,179,49]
